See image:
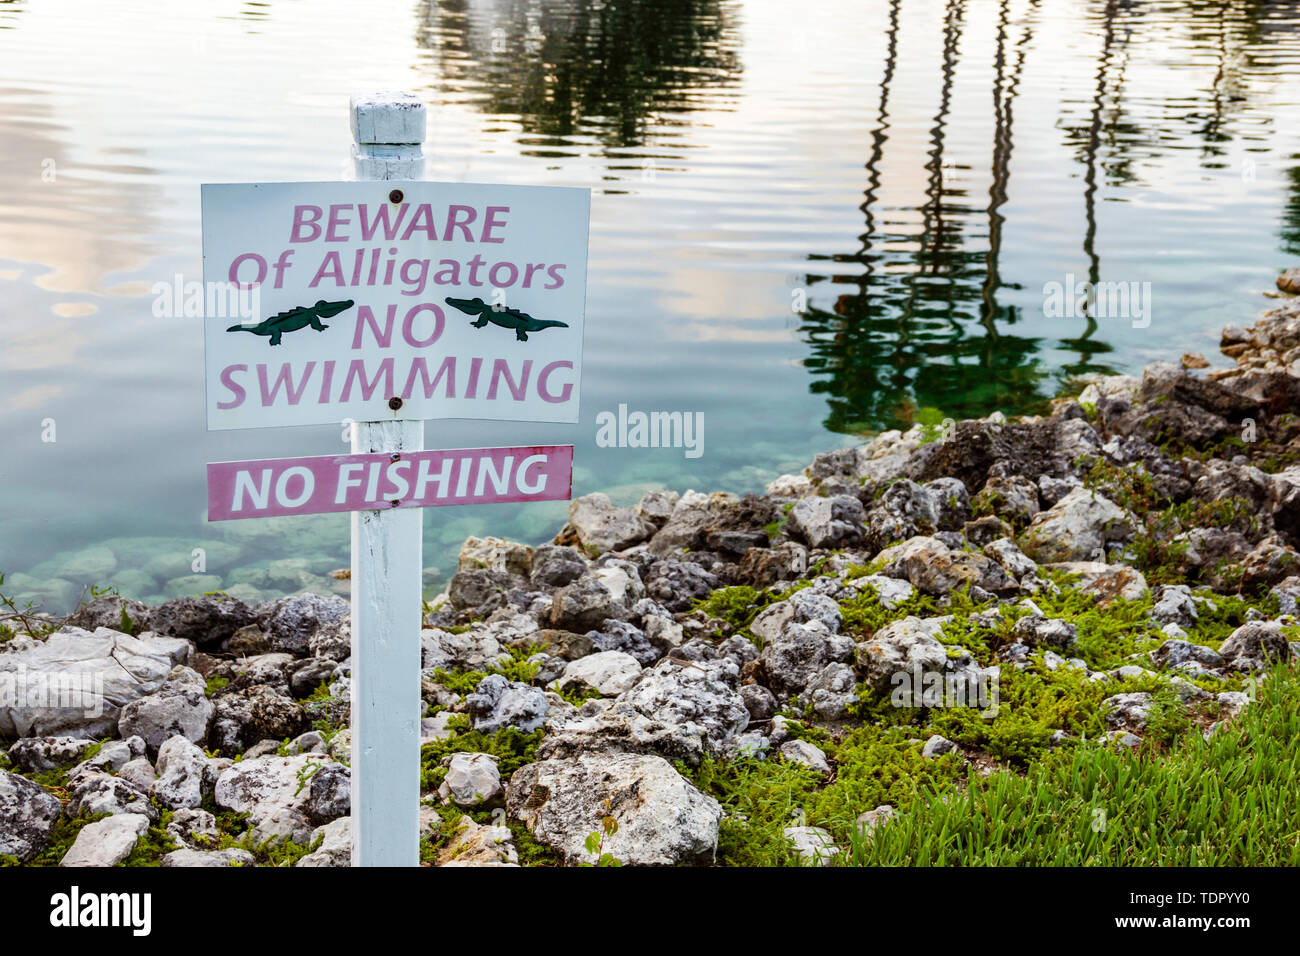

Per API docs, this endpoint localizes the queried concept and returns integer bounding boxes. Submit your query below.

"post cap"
[351,91,426,146]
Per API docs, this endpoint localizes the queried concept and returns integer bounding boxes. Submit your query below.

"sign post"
[201,90,589,866]
[348,93,425,867]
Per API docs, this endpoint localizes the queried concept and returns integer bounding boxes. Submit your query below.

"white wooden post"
[348,92,426,867]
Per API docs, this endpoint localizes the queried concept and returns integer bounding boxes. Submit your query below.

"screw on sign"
[200,92,590,865]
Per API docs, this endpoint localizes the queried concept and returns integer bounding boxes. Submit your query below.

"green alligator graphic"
[226,299,355,346]
[445,296,568,342]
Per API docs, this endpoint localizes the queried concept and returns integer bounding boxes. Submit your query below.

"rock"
[565,493,653,555]
[151,736,210,810]
[1182,352,1211,370]
[59,813,150,867]
[549,564,643,632]
[1150,639,1223,672]
[1039,474,1083,507]
[780,739,831,775]
[446,569,518,614]
[1151,585,1199,627]
[118,758,157,793]
[856,616,948,693]
[1103,692,1155,729]
[758,620,855,696]
[231,652,296,691]
[1278,268,1300,295]
[148,594,257,647]
[261,593,350,656]
[1103,730,1144,750]
[166,808,220,849]
[647,491,733,555]
[1021,488,1135,563]
[438,815,519,866]
[162,847,255,867]
[421,626,510,673]
[288,657,338,699]
[306,762,350,823]
[64,594,151,634]
[1239,537,1300,589]
[0,768,63,861]
[982,538,1038,581]
[636,490,680,529]
[767,473,813,497]
[784,826,836,866]
[787,495,866,550]
[296,816,351,867]
[68,736,147,784]
[0,627,192,737]
[459,536,534,577]
[209,685,308,755]
[1218,621,1292,670]
[874,536,1013,596]
[964,514,1015,547]
[751,589,843,644]
[555,651,642,697]
[1011,615,1078,651]
[702,495,778,555]
[437,753,503,806]
[420,713,456,746]
[1273,576,1300,616]
[921,734,958,759]
[6,736,96,773]
[309,616,351,661]
[805,661,858,721]
[973,475,1040,526]
[1043,561,1149,602]
[1217,691,1250,720]
[530,544,589,588]
[740,684,776,721]
[541,658,748,765]
[507,751,722,865]
[855,805,896,841]
[645,560,719,612]
[586,620,660,667]
[465,674,550,734]
[863,479,940,550]
[69,772,158,821]
[846,574,916,609]
[914,418,1101,491]
[117,666,213,754]
[213,754,321,841]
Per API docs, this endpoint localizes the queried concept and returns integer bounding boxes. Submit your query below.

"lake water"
[3,0,1300,613]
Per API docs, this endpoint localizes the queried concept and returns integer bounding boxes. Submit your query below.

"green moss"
[420,800,559,867]
[555,683,603,707]
[692,585,782,639]
[21,813,110,867]
[430,643,547,698]
[119,809,179,867]
[419,716,543,793]
[683,757,811,866]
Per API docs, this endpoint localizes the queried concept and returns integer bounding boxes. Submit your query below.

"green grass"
[842,663,1300,866]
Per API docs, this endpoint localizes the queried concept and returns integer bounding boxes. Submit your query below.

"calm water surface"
[3,0,1300,611]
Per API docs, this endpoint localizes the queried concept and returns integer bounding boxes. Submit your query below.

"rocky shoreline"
[5,279,1300,867]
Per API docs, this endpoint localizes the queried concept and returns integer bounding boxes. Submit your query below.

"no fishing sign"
[201,179,589,431]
